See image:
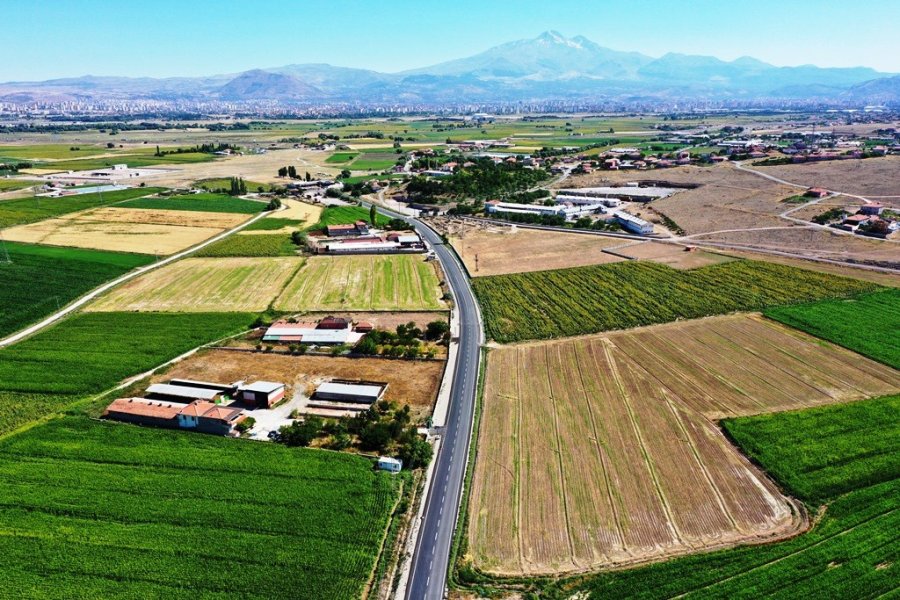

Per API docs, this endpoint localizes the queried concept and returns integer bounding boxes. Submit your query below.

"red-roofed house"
[806,187,829,198]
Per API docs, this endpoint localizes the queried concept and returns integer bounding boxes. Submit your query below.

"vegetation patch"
[117,193,266,214]
[765,288,899,369]
[309,205,390,229]
[0,242,153,339]
[325,152,359,163]
[194,232,299,257]
[0,416,400,599]
[0,187,165,228]
[242,217,304,231]
[473,259,878,343]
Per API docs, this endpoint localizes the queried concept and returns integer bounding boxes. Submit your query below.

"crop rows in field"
[309,205,389,229]
[0,312,254,435]
[0,242,153,339]
[0,416,399,600]
[88,257,304,312]
[469,315,900,575]
[194,232,299,256]
[557,395,900,599]
[274,255,445,311]
[765,288,899,369]
[117,193,266,214]
[472,259,878,343]
[0,187,165,228]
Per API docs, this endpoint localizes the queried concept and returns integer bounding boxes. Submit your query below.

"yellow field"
[469,314,900,575]
[278,199,323,222]
[0,207,247,255]
[88,257,304,312]
[274,255,446,311]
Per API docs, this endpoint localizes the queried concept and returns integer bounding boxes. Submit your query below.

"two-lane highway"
[365,202,483,599]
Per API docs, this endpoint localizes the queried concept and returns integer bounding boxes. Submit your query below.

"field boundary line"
[0,209,272,347]
[546,344,578,569]
[514,347,525,573]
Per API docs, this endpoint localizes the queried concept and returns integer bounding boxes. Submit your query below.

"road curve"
[366,202,483,599]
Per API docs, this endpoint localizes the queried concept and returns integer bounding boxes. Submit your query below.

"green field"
[117,192,266,214]
[0,144,119,160]
[0,416,400,600]
[325,151,359,163]
[275,254,445,311]
[0,187,165,228]
[194,232,298,257]
[0,312,253,434]
[33,152,216,172]
[194,177,270,192]
[241,217,304,231]
[310,204,390,229]
[0,178,40,191]
[765,288,899,369]
[0,242,154,339]
[473,260,878,342]
[536,394,900,599]
[350,152,400,170]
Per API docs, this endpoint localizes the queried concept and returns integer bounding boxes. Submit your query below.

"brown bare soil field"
[155,348,444,417]
[692,227,900,267]
[447,223,625,277]
[82,206,248,228]
[609,241,735,269]
[754,156,900,198]
[469,314,900,575]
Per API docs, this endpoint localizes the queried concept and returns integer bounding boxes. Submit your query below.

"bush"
[236,416,256,434]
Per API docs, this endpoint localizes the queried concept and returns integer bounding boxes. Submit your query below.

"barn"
[240,381,286,408]
[314,380,387,405]
[145,383,222,403]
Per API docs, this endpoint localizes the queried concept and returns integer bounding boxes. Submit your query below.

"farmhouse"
[239,381,286,408]
[176,401,246,436]
[314,380,387,404]
[104,398,246,436]
[860,202,885,215]
[806,187,829,198]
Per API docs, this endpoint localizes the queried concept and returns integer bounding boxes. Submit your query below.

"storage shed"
[240,381,286,408]
[314,380,387,405]
[377,456,403,473]
[145,383,222,403]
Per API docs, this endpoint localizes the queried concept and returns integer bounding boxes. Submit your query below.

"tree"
[397,431,433,469]
[425,320,450,341]
[369,204,377,225]
[278,417,323,447]
[339,169,351,180]
[278,166,288,178]
[235,416,255,434]
[358,421,393,453]
[305,171,311,181]
[291,230,307,247]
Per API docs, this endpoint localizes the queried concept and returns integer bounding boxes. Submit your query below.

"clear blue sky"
[5,0,898,81]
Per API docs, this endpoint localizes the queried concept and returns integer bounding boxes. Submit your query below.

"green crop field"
[0,178,40,191]
[275,254,445,311]
[325,151,359,163]
[0,242,154,339]
[765,288,899,369]
[241,217,304,231]
[0,416,400,600]
[194,232,298,256]
[310,204,389,229]
[0,187,165,228]
[473,260,878,343]
[350,152,400,170]
[0,312,253,434]
[0,144,118,160]
[117,193,266,214]
[536,394,900,599]
[36,152,216,172]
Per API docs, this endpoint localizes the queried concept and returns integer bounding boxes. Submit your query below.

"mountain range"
[2,31,898,105]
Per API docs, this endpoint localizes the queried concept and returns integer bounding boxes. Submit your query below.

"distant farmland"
[0,242,153,339]
[275,255,446,311]
[472,260,878,343]
[0,416,400,600]
[88,257,305,312]
[0,187,165,228]
[116,192,266,214]
[468,315,900,575]
[765,288,899,369]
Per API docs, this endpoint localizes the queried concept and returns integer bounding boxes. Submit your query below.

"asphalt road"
[368,202,482,599]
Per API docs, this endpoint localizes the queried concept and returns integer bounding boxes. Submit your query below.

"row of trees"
[277,165,313,180]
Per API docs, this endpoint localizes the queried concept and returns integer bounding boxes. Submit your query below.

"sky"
[4,0,899,81]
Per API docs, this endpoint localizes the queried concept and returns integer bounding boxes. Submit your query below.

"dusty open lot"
[469,314,900,575]
[442,221,626,276]
[755,156,900,198]
[87,257,303,312]
[609,241,735,269]
[156,348,444,418]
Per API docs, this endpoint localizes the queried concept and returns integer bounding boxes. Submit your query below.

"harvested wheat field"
[469,314,900,575]
[755,156,900,199]
[274,254,446,311]
[278,199,323,222]
[0,206,247,254]
[610,241,735,269]
[449,224,625,276]
[88,257,304,312]
[156,348,444,417]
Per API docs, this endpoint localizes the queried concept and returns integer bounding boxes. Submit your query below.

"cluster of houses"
[103,378,287,437]
[311,220,425,254]
[262,315,372,346]
[837,202,898,238]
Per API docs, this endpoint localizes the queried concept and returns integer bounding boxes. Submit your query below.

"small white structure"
[377,456,403,473]
[615,212,654,235]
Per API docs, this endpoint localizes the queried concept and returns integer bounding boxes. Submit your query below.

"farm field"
[473,259,877,343]
[765,288,900,369]
[157,348,445,418]
[0,312,254,435]
[448,223,625,276]
[275,198,323,222]
[0,178,40,191]
[194,232,299,256]
[350,152,399,170]
[326,151,359,163]
[116,192,266,214]
[0,242,153,339]
[310,204,390,229]
[0,186,165,228]
[275,255,446,311]
[754,155,900,198]
[0,416,400,600]
[609,241,735,269]
[88,257,304,312]
[468,314,900,575]
[550,395,900,599]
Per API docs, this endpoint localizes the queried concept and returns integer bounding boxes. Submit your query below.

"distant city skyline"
[4,0,899,81]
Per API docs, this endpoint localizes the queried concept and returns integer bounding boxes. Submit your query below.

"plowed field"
[469,314,900,575]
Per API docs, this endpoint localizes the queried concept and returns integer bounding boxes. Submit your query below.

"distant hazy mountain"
[0,31,895,105]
